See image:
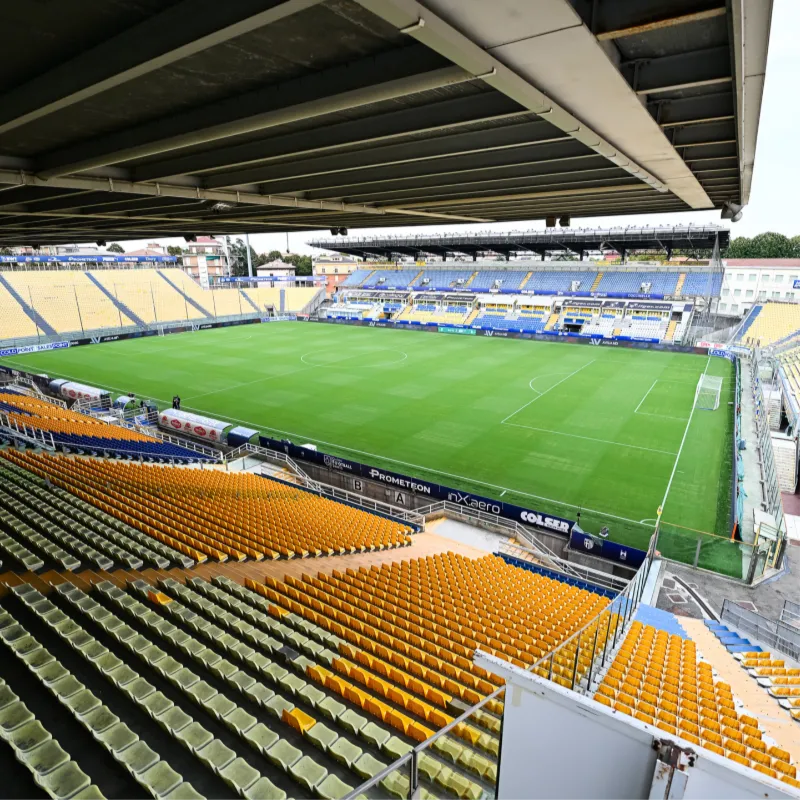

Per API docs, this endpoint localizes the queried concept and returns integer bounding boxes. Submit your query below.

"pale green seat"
[0,623,28,644]
[119,741,160,775]
[317,774,354,800]
[22,648,55,671]
[64,690,102,718]
[142,692,174,720]
[418,753,442,782]
[158,707,193,735]
[12,635,42,656]
[8,720,51,753]
[244,722,279,756]
[220,757,260,794]
[248,652,270,674]
[71,784,106,799]
[228,671,256,695]
[38,662,69,686]
[186,681,217,707]
[83,706,120,735]
[196,648,222,670]
[107,664,138,688]
[95,654,124,677]
[0,700,34,733]
[35,761,91,800]
[383,736,413,761]
[433,736,463,764]
[361,721,391,750]
[51,675,83,701]
[163,781,206,799]
[210,659,238,681]
[224,707,257,736]
[0,684,18,709]
[290,755,327,791]
[23,739,70,775]
[329,737,362,768]
[317,648,337,667]
[245,682,274,706]
[353,752,386,780]
[123,678,156,703]
[172,668,199,692]
[156,657,183,678]
[381,771,411,800]
[140,762,183,798]
[265,663,289,684]
[81,642,108,662]
[230,642,255,662]
[439,768,482,800]
[206,694,236,722]
[265,738,302,771]
[128,634,151,654]
[97,723,138,754]
[181,639,205,659]
[306,722,339,753]
[175,722,213,754]
[301,639,324,658]
[265,694,294,720]
[317,697,346,722]
[338,709,367,736]
[197,739,236,774]
[282,674,307,696]
[140,645,167,665]
[244,776,287,800]
[298,684,326,710]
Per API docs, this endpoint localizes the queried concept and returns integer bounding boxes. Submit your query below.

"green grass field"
[4,322,738,575]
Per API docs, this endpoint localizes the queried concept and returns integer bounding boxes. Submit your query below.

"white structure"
[720,260,800,317]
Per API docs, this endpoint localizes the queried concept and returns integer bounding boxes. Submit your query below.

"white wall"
[475,653,794,799]
[721,266,800,316]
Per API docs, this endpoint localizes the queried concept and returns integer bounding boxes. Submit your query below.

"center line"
[501,359,596,424]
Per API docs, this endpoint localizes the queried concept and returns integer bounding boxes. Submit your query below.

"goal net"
[696,374,723,411]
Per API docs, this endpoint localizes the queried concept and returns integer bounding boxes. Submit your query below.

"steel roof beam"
[132,91,526,182]
[595,8,727,41]
[35,45,470,178]
[0,0,323,136]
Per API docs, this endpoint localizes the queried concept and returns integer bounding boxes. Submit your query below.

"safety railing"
[133,426,223,460]
[721,600,800,662]
[224,443,425,525]
[498,540,629,593]
[781,600,800,628]
[5,380,68,408]
[344,536,655,799]
[0,411,56,450]
[414,499,584,579]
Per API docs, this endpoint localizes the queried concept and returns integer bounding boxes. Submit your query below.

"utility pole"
[245,232,253,278]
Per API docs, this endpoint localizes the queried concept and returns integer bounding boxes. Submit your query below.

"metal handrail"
[0,411,56,450]
[344,543,655,799]
[7,381,68,408]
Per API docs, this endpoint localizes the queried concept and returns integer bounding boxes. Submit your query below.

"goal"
[696,374,723,411]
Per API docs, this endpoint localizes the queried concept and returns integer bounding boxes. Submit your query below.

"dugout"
[158,408,232,444]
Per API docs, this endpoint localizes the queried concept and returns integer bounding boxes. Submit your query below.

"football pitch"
[4,322,738,575]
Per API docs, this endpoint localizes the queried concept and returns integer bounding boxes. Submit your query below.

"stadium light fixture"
[721,201,743,222]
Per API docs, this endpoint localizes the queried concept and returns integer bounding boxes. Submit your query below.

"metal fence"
[343,536,656,799]
[721,600,800,661]
[780,600,800,628]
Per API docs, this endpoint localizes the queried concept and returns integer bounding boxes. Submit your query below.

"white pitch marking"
[501,360,596,424]
[501,421,678,456]
[635,379,658,414]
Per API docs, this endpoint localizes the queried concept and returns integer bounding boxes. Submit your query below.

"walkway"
[683,618,800,764]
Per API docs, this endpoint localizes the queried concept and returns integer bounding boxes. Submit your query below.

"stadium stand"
[0,390,208,463]
[525,271,597,293]
[361,271,419,290]
[596,271,679,295]
[1,450,413,563]
[468,271,529,292]
[413,271,475,291]
[394,306,471,325]
[681,272,723,297]
[737,302,800,347]
[0,279,42,340]
[593,622,800,789]
[340,269,373,288]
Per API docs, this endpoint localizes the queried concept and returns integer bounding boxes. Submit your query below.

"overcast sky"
[104,0,799,257]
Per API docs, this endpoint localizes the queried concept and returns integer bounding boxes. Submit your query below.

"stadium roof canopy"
[0,0,772,245]
[309,224,731,259]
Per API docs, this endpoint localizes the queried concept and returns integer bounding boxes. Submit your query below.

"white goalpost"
[696,374,723,411]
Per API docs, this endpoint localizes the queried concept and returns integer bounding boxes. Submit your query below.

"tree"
[166,245,184,256]
[267,250,283,262]
[106,243,124,253]
[725,232,796,259]
[0,247,11,255]
[283,253,312,276]
[227,237,264,276]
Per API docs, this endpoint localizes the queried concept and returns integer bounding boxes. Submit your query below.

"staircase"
[675,273,687,296]
[356,270,375,288]
[465,307,480,325]
[156,270,212,318]
[665,320,677,341]
[239,289,261,313]
[84,272,145,327]
[590,272,604,291]
[519,271,534,290]
[410,269,425,287]
[463,271,479,288]
[0,274,56,335]
[545,312,560,330]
